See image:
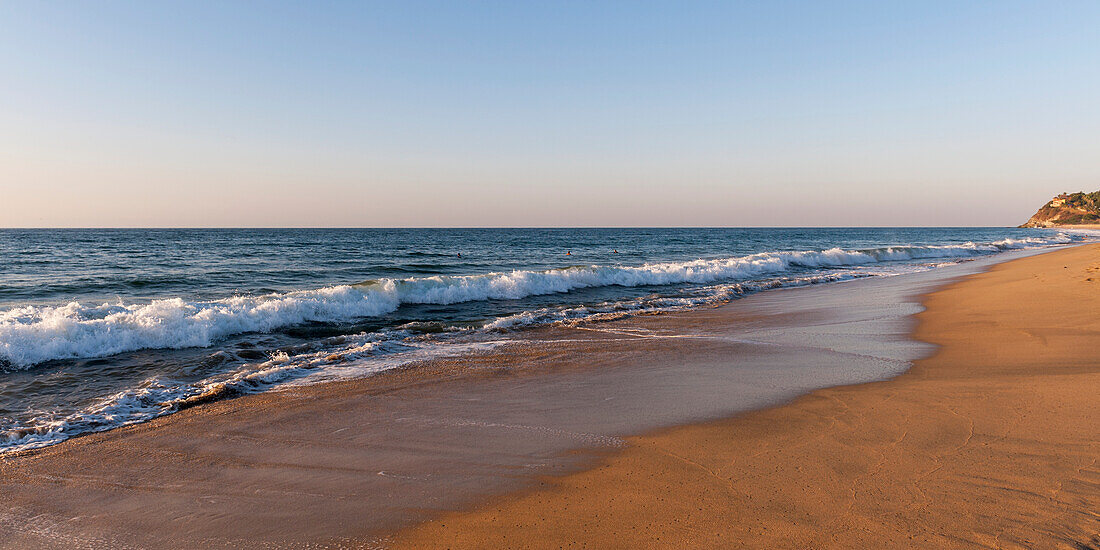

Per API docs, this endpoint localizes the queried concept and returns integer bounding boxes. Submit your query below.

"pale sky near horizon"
[2,1,1098,227]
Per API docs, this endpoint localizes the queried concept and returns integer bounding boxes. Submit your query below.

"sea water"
[0,227,1091,452]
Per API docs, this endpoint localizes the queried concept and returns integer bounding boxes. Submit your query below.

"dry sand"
[392,244,1100,549]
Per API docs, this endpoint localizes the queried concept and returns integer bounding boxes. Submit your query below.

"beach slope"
[393,244,1100,548]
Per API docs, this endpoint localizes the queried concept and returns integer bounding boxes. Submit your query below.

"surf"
[0,233,1077,368]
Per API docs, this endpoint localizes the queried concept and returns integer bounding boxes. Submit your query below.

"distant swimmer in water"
[457,253,461,258]
[566,251,571,256]
[613,249,618,253]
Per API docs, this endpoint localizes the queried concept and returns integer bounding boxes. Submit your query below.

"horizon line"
[0,225,1028,230]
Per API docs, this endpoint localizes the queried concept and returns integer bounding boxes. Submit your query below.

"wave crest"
[0,234,1077,367]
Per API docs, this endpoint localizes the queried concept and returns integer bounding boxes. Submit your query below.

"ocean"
[0,227,1091,453]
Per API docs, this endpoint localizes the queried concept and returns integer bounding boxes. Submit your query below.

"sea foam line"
[0,336,505,454]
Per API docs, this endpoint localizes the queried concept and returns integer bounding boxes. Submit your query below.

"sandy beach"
[392,244,1100,548]
[1,245,1097,548]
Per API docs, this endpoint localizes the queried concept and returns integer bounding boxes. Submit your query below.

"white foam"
[483,271,879,329]
[0,234,1082,367]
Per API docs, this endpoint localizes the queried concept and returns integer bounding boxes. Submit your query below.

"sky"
[1,1,1098,227]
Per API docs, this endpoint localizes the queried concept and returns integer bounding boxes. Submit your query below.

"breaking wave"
[0,234,1076,368]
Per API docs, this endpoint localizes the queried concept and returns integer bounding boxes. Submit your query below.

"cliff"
[1020,191,1100,227]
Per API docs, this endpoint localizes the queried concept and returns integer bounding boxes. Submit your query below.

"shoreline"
[391,244,1100,548]
[0,244,1041,459]
[6,231,1072,457]
[1,246,1094,547]
[1055,224,1100,229]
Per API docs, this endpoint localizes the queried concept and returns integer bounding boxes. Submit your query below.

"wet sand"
[392,244,1100,548]
[1,247,1095,548]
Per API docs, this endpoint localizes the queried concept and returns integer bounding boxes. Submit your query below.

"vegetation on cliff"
[1021,191,1100,227]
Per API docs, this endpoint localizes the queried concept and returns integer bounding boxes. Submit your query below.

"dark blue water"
[0,227,1088,452]
[0,227,1042,306]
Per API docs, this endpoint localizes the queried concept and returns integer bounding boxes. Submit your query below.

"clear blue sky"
[2,1,1098,227]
